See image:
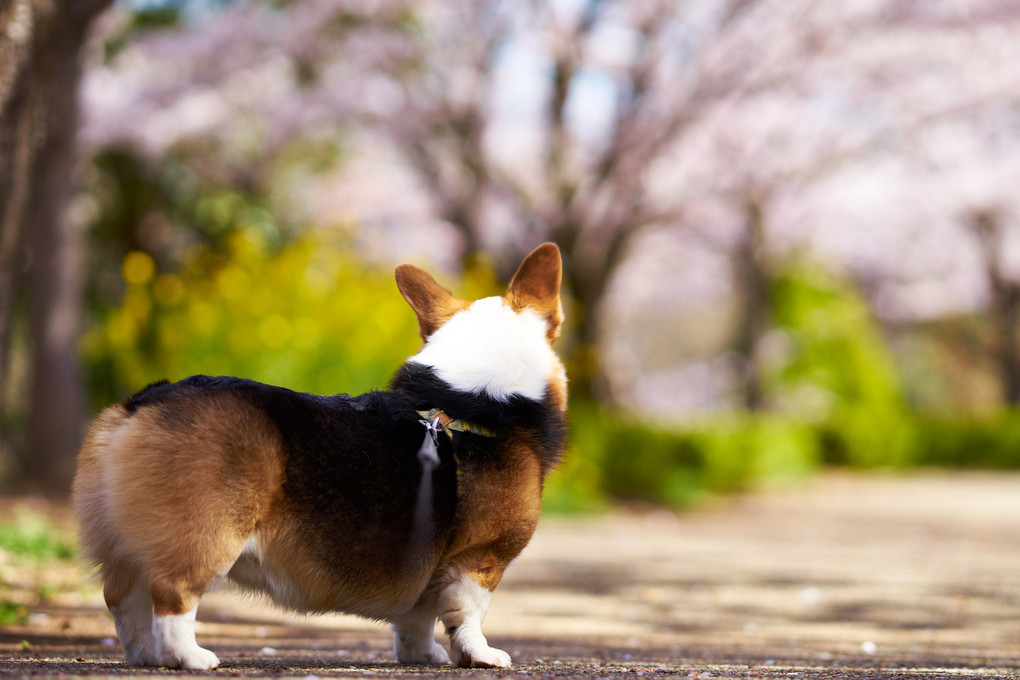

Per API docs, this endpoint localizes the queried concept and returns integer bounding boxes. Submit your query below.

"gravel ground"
[2,472,1020,679]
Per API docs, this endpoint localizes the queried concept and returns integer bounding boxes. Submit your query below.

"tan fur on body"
[72,243,567,670]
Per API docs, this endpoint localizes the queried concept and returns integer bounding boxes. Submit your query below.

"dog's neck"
[390,363,544,431]
[390,362,567,475]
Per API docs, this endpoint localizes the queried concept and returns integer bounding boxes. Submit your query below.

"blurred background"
[3,0,1020,511]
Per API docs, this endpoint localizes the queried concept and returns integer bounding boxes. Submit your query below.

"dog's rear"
[73,391,284,669]
[74,405,131,591]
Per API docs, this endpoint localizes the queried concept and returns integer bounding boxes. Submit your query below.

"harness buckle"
[416,415,443,467]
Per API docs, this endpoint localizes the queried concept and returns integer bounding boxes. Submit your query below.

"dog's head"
[395,243,567,410]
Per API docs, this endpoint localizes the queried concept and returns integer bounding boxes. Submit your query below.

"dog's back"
[74,376,461,608]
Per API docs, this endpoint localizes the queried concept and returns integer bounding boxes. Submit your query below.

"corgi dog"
[72,243,568,670]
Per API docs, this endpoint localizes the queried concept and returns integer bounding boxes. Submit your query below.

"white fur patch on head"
[409,297,557,402]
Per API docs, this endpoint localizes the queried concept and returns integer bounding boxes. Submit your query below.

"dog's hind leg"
[146,542,246,671]
[147,572,225,669]
[149,600,218,671]
[392,600,450,665]
[87,394,283,669]
[103,559,159,666]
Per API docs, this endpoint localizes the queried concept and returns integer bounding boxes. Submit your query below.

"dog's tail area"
[71,404,133,571]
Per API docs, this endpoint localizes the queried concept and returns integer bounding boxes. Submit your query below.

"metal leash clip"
[416,415,442,467]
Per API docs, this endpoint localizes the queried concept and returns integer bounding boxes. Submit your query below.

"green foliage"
[889,412,1020,469]
[83,229,428,403]
[767,264,914,468]
[575,402,1020,510]
[541,451,610,514]
[597,410,820,509]
[769,264,902,408]
[541,400,611,514]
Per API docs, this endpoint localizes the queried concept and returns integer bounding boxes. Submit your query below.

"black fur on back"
[125,365,567,476]
[123,379,172,413]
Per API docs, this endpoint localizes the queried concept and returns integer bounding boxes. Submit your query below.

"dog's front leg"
[437,567,511,668]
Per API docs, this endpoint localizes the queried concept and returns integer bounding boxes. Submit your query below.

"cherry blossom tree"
[79,0,1020,409]
[79,0,882,398]
[626,1,1020,411]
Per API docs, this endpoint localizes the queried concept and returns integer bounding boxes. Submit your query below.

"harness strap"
[416,408,498,439]
[415,409,497,502]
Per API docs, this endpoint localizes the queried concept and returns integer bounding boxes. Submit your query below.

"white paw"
[454,645,512,669]
[396,639,450,665]
[124,647,161,667]
[164,646,220,670]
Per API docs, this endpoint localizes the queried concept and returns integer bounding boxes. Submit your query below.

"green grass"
[0,601,28,625]
[0,508,80,624]
[0,510,76,563]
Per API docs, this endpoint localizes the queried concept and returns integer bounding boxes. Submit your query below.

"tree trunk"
[733,201,771,411]
[1,0,112,491]
[0,0,38,441]
[549,217,637,403]
[562,257,604,403]
[970,211,1020,405]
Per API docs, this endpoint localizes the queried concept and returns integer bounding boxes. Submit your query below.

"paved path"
[2,473,1020,678]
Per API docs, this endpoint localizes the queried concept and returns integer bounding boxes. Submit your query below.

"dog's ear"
[507,243,563,343]
[395,264,469,341]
